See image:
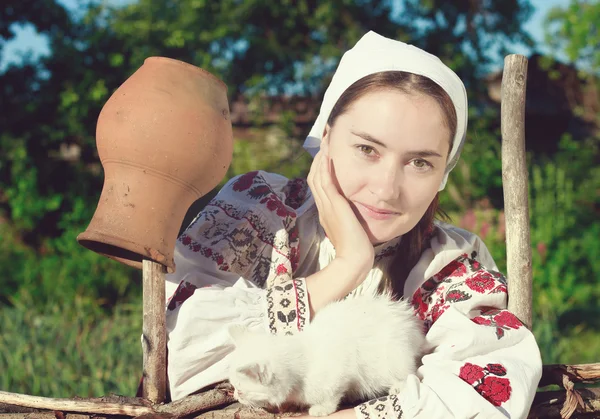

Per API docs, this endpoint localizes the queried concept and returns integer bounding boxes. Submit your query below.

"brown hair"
[326,71,456,297]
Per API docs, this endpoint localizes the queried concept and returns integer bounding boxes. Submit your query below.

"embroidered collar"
[374,235,402,262]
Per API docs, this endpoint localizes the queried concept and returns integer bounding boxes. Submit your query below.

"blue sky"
[0,0,570,71]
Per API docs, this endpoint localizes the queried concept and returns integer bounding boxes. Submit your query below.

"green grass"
[0,294,143,398]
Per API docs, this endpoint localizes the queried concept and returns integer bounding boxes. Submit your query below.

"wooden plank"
[501,54,533,329]
[142,259,167,403]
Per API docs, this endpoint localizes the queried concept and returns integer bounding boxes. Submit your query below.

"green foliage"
[0,211,140,308]
[527,150,600,364]
[225,133,312,183]
[0,295,142,397]
[544,0,600,73]
[441,106,505,212]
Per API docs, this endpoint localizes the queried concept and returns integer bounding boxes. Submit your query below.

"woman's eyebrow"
[405,150,444,159]
[351,130,444,158]
[351,130,388,148]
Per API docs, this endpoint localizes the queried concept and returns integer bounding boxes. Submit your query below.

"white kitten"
[227,293,425,416]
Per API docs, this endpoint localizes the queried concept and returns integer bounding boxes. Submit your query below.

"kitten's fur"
[227,293,425,416]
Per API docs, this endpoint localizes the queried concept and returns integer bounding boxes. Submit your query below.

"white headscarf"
[303,31,468,191]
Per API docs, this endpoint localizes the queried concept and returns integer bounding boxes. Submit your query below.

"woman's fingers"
[307,148,375,280]
[308,151,330,225]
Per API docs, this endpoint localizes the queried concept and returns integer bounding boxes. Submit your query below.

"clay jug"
[77,57,233,273]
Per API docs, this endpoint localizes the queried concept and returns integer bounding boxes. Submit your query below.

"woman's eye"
[357,145,376,156]
[411,159,432,170]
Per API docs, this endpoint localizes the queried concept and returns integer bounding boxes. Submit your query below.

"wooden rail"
[142,259,167,403]
[501,54,533,329]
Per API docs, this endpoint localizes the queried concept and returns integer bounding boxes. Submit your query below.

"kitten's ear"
[238,362,273,384]
[228,324,250,346]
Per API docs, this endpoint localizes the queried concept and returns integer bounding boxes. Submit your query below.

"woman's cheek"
[406,171,442,204]
[336,166,365,198]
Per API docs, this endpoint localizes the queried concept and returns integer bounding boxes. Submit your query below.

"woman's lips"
[355,202,399,220]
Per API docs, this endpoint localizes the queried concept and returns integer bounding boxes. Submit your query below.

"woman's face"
[321,89,451,245]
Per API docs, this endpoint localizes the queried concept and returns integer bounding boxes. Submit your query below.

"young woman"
[164,31,542,418]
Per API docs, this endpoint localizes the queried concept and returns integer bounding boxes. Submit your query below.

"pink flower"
[480,222,490,240]
[498,212,506,240]
[537,242,548,261]
[461,209,477,231]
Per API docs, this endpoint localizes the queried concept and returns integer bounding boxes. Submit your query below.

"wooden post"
[142,259,167,403]
[501,54,533,329]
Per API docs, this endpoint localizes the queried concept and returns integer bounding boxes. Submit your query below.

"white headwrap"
[303,31,468,191]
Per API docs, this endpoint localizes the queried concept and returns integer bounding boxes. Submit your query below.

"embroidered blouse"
[165,170,542,419]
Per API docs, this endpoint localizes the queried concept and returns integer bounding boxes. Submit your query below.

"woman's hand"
[307,149,375,279]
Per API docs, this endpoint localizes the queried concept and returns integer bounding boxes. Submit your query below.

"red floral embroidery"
[248,184,271,199]
[260,195,296,218]
[479,377,512,406]
[411,252,510,333]
[459,362,512,407]
[433,258,467,281]
[472,316,492,326]
[232,171,258,192]
[494,311,523,329]
[471,308,524,339]
[412,288,429,320]
[465,271,496,293]
[276,264,288,275]
[283,178,309,210]
[179,233,231,272]
[486,363,507,376]
[490,284,507,294]
[431,301,449,323]
[411,253,478,326]
[446,289,471,303]
[459,363,485,384]
[289,246,299,271]
[167,281,197,311]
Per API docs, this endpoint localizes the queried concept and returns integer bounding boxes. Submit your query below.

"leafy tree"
[0,0,535,307]
[544,0,600,74]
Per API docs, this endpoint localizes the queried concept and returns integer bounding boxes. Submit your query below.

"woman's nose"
[369,168,402,201]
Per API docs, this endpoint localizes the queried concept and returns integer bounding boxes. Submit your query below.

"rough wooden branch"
[528,387,600,419]
[501,54,533,329]
[0,391,153,416]
[154,383,236,417]
[193,403,303,418]
[142,259,167,403]
[539,363,600,388]
[0,385,235,418]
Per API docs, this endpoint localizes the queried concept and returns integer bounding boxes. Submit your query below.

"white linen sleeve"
[164,171,311,400]
[354,251,543,419]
